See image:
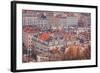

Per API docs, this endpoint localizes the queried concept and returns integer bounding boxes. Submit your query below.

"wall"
[0,0,99,73]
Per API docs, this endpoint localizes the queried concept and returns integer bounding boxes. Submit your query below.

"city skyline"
[22,10,91,63]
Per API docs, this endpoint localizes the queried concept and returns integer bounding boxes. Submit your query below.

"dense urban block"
[22,10,91,63]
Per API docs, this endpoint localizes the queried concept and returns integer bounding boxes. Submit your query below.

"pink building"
[23,25,35,50]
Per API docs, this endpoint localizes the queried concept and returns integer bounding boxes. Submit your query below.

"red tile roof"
[38,32,51,41]
[23,25,40,33]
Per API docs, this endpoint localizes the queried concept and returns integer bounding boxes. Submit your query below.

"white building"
[37,53,49,62]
